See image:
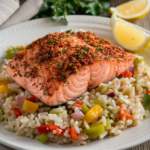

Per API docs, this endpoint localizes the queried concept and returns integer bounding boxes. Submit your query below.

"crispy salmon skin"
[7,31,135,106]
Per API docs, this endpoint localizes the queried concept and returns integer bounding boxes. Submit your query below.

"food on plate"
[110,0,150,22]
[0,31,150,146]
[110,13,150,52]
[7,31,135,106]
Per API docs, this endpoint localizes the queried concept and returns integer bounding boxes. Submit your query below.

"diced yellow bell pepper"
[23,100,39,113]
[83,105,103,124]
[0,85,10,96]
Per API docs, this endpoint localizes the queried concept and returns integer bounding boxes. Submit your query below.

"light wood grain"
[0,0,150,150]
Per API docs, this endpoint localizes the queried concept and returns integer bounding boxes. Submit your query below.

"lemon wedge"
[111,13,150,52]
[110,0,150,21]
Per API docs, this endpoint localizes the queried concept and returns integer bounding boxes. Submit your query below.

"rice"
[0,57,150,146]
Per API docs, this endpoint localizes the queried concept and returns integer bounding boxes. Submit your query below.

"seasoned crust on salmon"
[6,31,135,106]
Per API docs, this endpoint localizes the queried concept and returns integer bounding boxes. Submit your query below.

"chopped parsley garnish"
[114,120,118,122]
[57,62,63,68]
[91,53,94,58]
[25,47,29,49]
[100,39,103,42]
[75,70,77,73]
[113,57,117,59]
[42,83,45,86]
[142,86,148,90]
[72,32,75,35]
[61,74,66,79]
[134,77,140,84]
[62,48,66,54]
[66,29,72,34]
[142,94,150,110]
[65,80,67,83]
[81,53,84,57]
[93,33,96,35]
[25,64,29,67]
[82,34,87,37]
[96,47,100,51]
[84,47,90,52]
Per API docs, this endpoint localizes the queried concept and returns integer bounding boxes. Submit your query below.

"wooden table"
[0,0,150,150]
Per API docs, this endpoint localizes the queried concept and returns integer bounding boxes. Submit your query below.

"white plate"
[0,15,150,150]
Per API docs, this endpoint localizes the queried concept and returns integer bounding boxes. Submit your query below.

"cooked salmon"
[7,31,135,106]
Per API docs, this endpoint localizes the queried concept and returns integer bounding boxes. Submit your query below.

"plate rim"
[0,15,149,150]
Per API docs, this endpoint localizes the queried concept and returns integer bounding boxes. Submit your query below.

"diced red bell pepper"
[70,127,77,140]
[37,125,51,134]
[13,107,22,118]
[146,90,150,95]
[26,96,37,103]
[37,124,60,134]
[122,71,132,78]
[119,104,133,120]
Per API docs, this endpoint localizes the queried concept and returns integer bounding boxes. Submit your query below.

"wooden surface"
[0,0,150,150]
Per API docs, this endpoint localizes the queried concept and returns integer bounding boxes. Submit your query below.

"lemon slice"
[111,13,150,52]
[110,0,150,21]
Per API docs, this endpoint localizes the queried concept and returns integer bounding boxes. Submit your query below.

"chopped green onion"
[38,134,48,143]
[134,77,140,84]
[62,49,66,54]
[49,109,62,115]
[61,74,66,79]
[105,116,111,130]
[97,85,105,92]
[57,62,63,68]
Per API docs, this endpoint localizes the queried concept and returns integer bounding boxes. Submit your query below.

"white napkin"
[0,0,20,26]
[0,0,44,30]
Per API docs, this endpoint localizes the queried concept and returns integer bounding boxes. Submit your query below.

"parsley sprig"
[142,94,150,110]
[32,0,110,24]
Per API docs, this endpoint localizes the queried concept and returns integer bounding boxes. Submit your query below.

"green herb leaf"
[66,29,72,34]
[42,83,45,86]
[142,86,148,90]
[57,62,63,68]
[134,77,141,84]
[91,53,94,58]
[62,49,66,54]
[65,80,67,83]
[25,47,29,49]
[96,47,100,51]
[100,39,103,42]
[84,47,90,52]
[72,32,75,35]
[142,94,150,110]
[61,74,66,79]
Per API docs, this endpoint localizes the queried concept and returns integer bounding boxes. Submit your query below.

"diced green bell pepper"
[105,116,111,130]
[81,104,90,114]
[38,134,48,143]
[83,123,105,139]
[134,57,147,69]
[49,109,62,115]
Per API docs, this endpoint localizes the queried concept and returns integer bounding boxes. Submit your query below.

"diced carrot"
[73,103,83,107]
[119,104,134,120]
[76,100,83,105]
[70,127,77,140]
[122,71,132,78]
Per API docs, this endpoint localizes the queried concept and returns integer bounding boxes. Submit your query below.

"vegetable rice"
[0,56,150,146]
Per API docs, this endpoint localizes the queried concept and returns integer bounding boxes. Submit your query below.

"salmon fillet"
[7,31,135,106]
